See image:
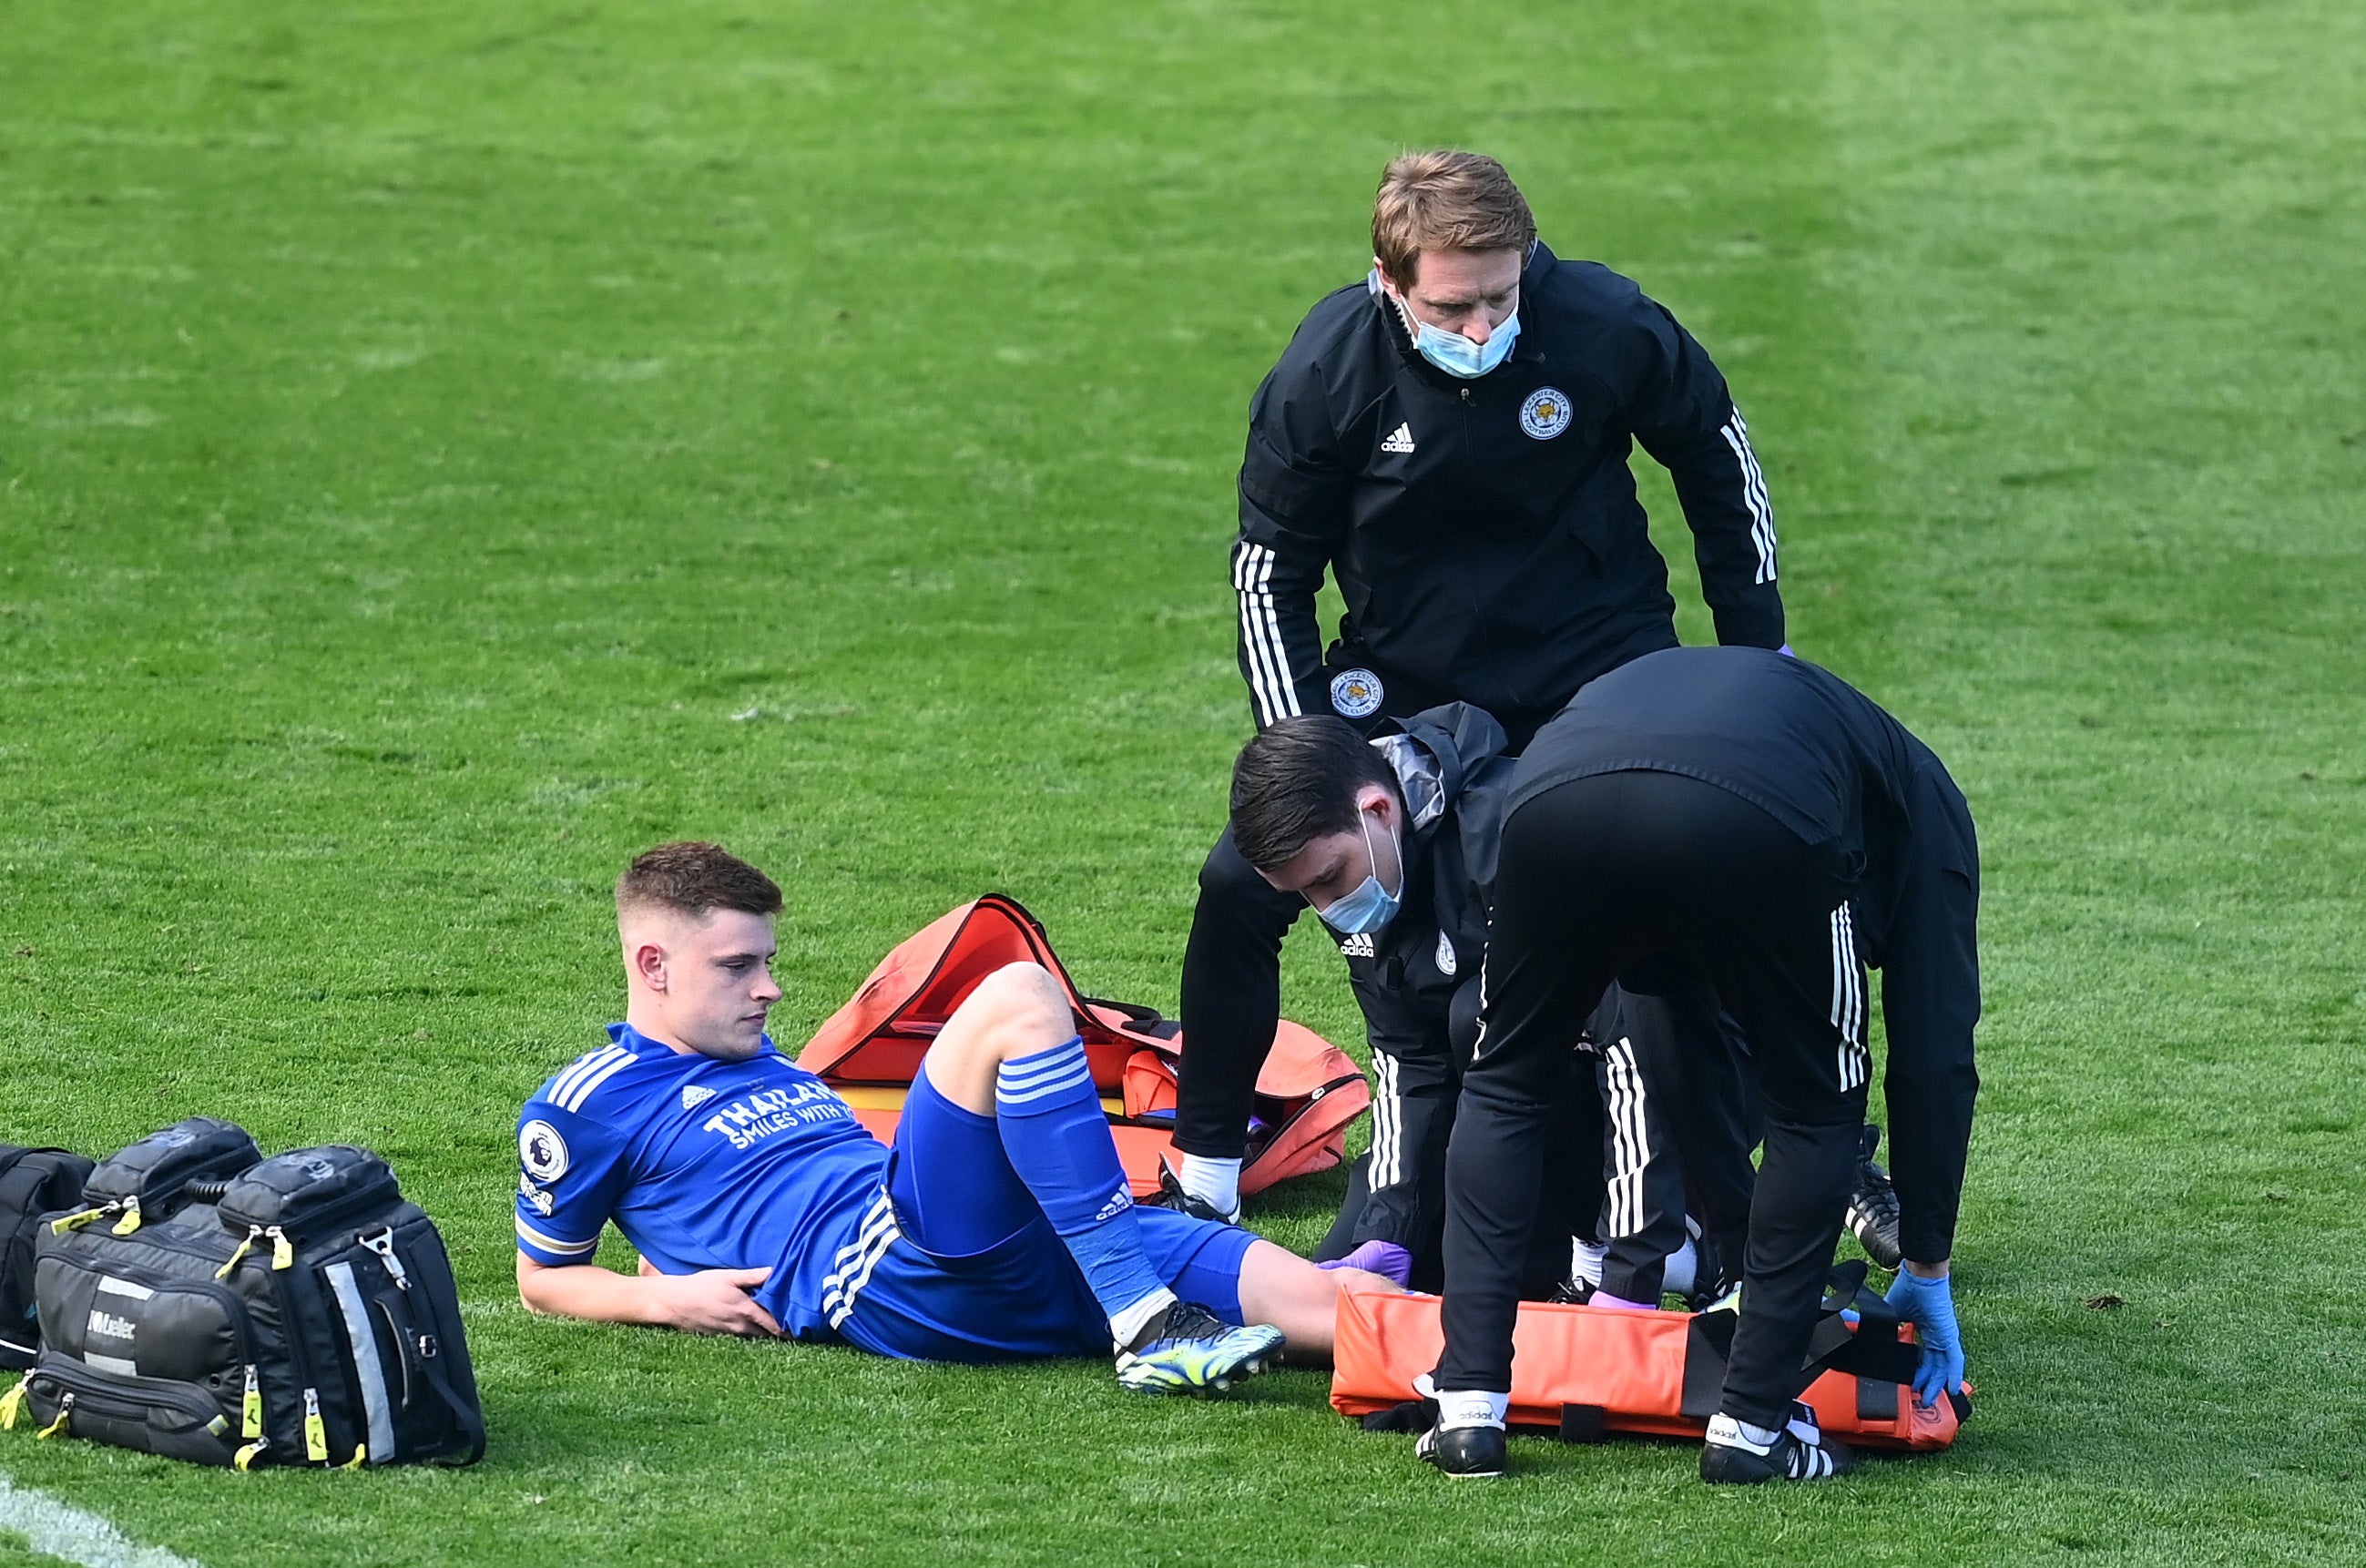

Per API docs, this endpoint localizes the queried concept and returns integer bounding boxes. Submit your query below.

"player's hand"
[1884,1266,1964,1407]
[648,1267,782,1337]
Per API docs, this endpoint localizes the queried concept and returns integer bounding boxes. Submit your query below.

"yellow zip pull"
[241,1365,263,1439]
[233,1439,268,1471]
[342,1443,367,1471]
[217,1227,262,1279]
[0,1377,27,1430]
[34,1395,72,1440]
[49,1206,109,1236]
[270,1227,294,1271]
[302,1388,328,1462]
[110,1196,143,1237]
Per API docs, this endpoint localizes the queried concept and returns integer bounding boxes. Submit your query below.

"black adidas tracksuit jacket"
[1179,242,1786,1175]
[1230,239,1785,742]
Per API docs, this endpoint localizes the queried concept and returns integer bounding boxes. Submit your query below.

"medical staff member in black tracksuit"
[1223,705,1708,1305]
[1166,148,1794,1246]
[1418,647,1981,1485]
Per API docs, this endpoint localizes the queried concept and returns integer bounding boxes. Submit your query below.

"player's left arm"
[515,1254,781,1336]
[511,1098,779,1335]
[1624,298,1787,650]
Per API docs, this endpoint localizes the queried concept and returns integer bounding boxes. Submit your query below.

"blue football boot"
[1114,1302,1286,1395]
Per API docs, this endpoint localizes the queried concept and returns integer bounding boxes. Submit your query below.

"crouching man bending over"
[515,841,1390,1392]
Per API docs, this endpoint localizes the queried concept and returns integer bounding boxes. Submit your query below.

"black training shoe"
[1699,1413,1855,1484]
[1416,1422,1509,1478]
[1846,1125,1904,1270]
[1142,1166,1239,1225]
[1547,1276,1598,1306]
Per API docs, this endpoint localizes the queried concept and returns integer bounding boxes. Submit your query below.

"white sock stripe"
[1232,542,1290,726]
[559,1050,637,1112]
[994,1076,1096,1108]
[996,1046,1091,1084]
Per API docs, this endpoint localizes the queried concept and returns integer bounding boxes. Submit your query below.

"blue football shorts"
[831,1065,1256,1361]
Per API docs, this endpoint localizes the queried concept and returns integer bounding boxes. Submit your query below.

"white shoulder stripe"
[550,1045,627,1106]
[559,1050,638,1113]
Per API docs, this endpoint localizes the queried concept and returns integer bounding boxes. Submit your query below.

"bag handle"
[375,1279,484,1465]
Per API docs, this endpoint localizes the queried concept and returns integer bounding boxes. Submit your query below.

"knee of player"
[970,962,1075,1051]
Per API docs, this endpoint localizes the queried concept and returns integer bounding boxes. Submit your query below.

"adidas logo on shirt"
[1341,932,1377,959]
[681,1084,716,1111]
[1380,423,1415,454]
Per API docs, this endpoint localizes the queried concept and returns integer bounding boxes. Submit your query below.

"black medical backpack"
[3,1117,484,1468]
[1,1144,97,1371]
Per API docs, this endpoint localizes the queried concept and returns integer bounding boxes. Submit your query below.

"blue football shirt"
[513,1023,888,1339]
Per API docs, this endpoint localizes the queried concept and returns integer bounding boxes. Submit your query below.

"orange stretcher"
[1331,1271,1966,1452]
[800,894,1369,1199]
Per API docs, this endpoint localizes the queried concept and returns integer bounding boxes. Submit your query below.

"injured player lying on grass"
[514,841,1403,1392]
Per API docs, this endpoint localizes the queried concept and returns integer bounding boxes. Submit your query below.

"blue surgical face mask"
[1316,811,1403,935]
[1411,307,1519,379]
[1384,280,1520,380]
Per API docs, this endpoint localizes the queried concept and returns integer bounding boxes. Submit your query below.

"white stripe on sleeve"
[1720,411,1779,585]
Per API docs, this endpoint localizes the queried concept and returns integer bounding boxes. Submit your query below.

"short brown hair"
[1230,717,1399,871]
[617,841,782,921]
[1372,150,1536,289]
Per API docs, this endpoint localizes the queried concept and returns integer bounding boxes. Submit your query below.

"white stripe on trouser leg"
[1602,1038,1649,1238]
[1371,1052,1401,1188]
[1830,902,1869,1092]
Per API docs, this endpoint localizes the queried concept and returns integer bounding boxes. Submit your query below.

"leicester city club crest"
[1520,386,1573,441]
[1330,667,1384,718]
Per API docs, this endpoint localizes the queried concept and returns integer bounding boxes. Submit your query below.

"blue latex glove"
[1884,1268,1965,1408]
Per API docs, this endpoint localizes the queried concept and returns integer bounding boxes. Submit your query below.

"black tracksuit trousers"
[1177,824,1760,1293]
[1435,769,1871,1431]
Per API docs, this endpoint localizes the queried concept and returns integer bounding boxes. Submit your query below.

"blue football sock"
[994,1037,1172,1333]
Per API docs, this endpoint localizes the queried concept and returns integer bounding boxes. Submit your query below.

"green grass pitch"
[4,0,2363,1562]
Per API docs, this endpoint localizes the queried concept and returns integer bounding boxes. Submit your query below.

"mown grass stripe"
[0,1476,201,1568]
